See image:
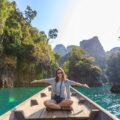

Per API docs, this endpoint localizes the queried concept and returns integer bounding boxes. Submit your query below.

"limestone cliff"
[80,36,106,69]
[53,44,67,57]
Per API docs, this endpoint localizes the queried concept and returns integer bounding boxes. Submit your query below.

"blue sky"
[12,0,120,51]
[13,0,70,33]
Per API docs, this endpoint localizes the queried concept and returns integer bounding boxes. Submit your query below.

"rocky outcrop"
[1,71,14,88]
[53,45,80,57]
[111,84,120,93]
[80,36,106,69]
[80,36,105,57]
[54,36,120,70]
[0,67,15,88]
[67,45,80,53]
[106,47,120,56]
[53,44,67,57]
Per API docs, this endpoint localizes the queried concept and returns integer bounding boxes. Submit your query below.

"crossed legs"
[44,100,61,109]
[44,99,73,110]
[59,99,73,107]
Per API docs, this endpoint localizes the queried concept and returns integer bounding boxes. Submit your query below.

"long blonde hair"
[55,67,68,82]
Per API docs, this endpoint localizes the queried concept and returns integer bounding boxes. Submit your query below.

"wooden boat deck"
[0,86,119,120]
[0,86,91,120]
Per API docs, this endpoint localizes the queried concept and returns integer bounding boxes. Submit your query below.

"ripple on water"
[75,85,120,119]
[108,104,120,117]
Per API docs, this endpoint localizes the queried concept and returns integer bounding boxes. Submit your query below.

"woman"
[31,67,89,110]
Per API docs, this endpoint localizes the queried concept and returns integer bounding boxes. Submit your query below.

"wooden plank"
[28,108,44,118]
[52,111,66,118]
[40,108,54,118]
[67,96,90,119]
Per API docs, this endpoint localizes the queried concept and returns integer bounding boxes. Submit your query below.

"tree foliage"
[25,6,37,23]
[0,0,15,36]
[63,47,102,85]
[0,0,57,87]
[106,52,120,84]
[47,29,58,43]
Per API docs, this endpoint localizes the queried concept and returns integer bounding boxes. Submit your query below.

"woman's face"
[57,70,63,80]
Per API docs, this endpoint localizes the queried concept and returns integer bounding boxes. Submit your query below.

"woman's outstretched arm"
[73,82,89,88]
[31,79,45,84]
[67,79,90,88]
[31,77,55,84]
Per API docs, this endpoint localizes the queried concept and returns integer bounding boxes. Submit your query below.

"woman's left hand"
[84,84,90,88]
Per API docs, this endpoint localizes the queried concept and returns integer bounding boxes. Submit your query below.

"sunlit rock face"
[53,44,67,57]
[106,47,120,56]
[67,45,80,53]
[80,36,105,57]
[54,36,117,69]
[80,36,106,69]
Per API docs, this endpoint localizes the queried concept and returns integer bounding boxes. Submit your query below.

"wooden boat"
[0,86,119,120]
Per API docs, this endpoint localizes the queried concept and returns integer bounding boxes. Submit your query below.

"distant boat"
[0,86,119,120]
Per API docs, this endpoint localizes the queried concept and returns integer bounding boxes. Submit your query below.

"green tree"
[0,0,15,36]
[0,0,57,87]
[47,29,58,43]
[106,52,120,84]
[63,47,101,86]
[25,6,37,23]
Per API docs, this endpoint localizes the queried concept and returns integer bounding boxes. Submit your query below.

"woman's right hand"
[31,80,38,84]
[84,84,90,88]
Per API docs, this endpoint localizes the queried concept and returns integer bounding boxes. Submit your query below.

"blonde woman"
[31,67,89,110]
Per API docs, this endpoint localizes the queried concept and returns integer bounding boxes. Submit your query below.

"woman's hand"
[31,80,38,84]
[83,84,90,88]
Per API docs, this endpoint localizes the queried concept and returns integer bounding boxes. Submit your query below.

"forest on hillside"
[0,0,120,89]
[0,0,58,87]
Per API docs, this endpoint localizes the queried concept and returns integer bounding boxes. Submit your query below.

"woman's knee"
[60,99,73,106]
[44,100,48,106]
[44,100,56,106]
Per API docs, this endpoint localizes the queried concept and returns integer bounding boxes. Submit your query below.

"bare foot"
[61,106,73,111]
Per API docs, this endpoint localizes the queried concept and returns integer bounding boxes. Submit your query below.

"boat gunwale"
[71,87,119,120]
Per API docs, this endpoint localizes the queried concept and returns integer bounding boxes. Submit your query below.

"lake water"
[76,85,120,119]
[0,85,120,119]
[0,87,44,115]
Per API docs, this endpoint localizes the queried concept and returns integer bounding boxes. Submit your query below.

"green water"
[75,85,120,119]
[0,87,44,115]
[0,86,120,119]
